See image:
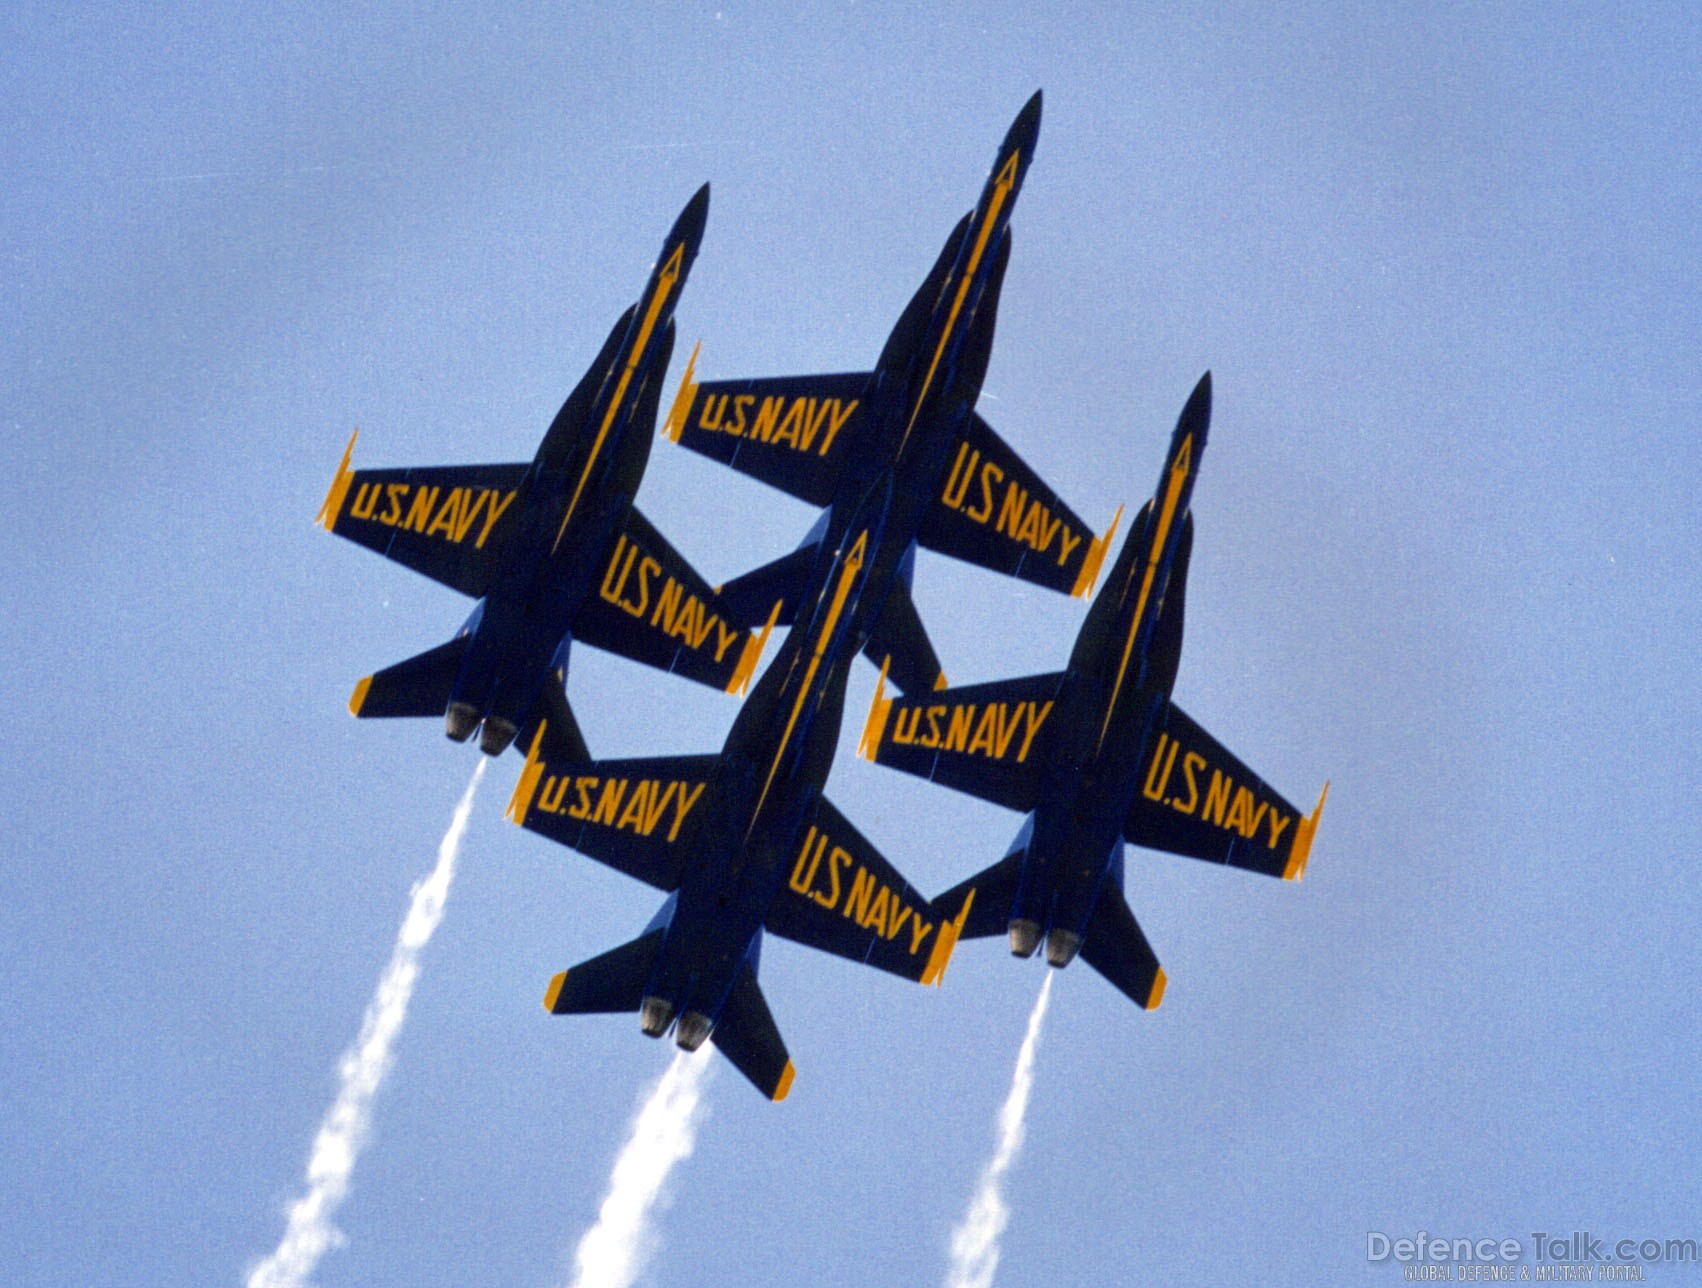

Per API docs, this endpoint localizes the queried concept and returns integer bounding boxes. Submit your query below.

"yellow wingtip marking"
[316,429,359,530]
[661,340,701,443]
[772,1060,796,1103]
[923,888,976,987]
[1071,503,1123,599]
[932,670,949,692]
[544,970,568,1012]
[506,721,548,826]
[1283,781,1330,881]
[1146,967,1167,1011]
[348,675,373,717]
[857,658,892,760]
[726,598,781,696]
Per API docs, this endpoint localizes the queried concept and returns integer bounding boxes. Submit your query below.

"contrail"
[943,971,1054,1288]
[565,1048,712,1288]
[247,759,486,1288]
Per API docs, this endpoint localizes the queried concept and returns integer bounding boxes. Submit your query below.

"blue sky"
[5,4,1699,1284]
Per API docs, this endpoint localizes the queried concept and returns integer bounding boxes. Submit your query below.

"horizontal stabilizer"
[662,353,870,508]
[859,669,1067,813]
[517,675,590,764]
[507,730,717,892]
[349,636,470,719]
[572,504,763,694]
[718,543,817,631]
[710,963,795,1102]
[765,795,974,986]
[1078,891,1166,1010]
[1124,698,1321,880]
[545,929,664,1015]
[932,847,1026,943]
[862,578,945,695]
[317,438,530,598]
[918,412,1112,598]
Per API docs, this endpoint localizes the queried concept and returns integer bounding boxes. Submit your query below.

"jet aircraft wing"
[918,412,1118,599]
[764,794,972,986]
[506,739,719,892]
[857,669,1069,813]
[662,352,870,508]
[1124,698,1327,880]
[571,504,771,694]
[317,437,529,598]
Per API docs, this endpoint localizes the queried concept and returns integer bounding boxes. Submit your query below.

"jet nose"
[667,182,711,257]
[1176,371,1212,440]
[1003,89,1043,158]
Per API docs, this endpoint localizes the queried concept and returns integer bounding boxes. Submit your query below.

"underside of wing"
[662,356,870,508]
[918,412,1118,598]
[858,670,1068,813]
[572,504,772,695]
[505,734,719,892]
[764,795,973,986]
[1124,698,1327,880]
[318,435,530,598]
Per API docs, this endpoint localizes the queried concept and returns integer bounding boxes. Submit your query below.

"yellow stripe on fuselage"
[896,151,1020,460]
[1097,436,1193,751]
[552,244,684,555]
[745,531,868,839]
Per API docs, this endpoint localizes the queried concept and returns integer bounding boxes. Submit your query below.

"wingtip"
[661,341,701,442]
[505,720,549,826]
[726,598,781,696]
[316,429,359,530]
[1145,967,1167,1011]
[771,1060,796,1103]
[348,674,373,717]
[857,658,893,760]
[922,887,976,987]
[1071,503,1123,598]
[544,970,568,1013]
[1283,781,1330,881]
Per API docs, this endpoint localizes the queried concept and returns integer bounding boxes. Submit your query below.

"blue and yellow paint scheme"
[499,94,1074,1100]
[662,90,1118,697]
[318,186,769,756]
[859,374,1329,1009]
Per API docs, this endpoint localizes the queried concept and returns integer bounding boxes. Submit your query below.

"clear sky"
[5,4,1699,1284]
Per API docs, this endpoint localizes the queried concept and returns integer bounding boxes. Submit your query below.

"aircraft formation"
[318,91,1326,1101]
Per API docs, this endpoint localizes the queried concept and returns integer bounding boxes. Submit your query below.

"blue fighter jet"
[504,92,1116,1099]
[859,375,1328,1009]
[317,186,768,756]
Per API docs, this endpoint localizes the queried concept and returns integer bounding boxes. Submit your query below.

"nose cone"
[666,182,711,261]
[1003,89,1043,161]
[1175,370,1212,447]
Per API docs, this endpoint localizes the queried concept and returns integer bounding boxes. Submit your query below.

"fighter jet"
[502,93,1095,1099]
[316,186,768,756]
[660,89,1119,696]
[858,374,1328,1009]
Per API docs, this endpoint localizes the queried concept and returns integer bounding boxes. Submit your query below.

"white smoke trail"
[247,759,486,1288]
[943,971,1054,1288]
[566,1048,712,1288]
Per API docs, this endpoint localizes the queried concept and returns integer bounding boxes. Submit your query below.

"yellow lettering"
[941,443,974,510]
[1055,525,1082,568]
[819,399,857,455]
[842,867,874,924]
[771,398,807,450]
[1016,701,1053,761]
[570,776,597,819]
[1266,810,1293,850]
[382,483,408,526]
[1172,751,1206,816]
[730,394,754,435]
[474,489,517,548]
[698,393,727,433]
[1226,786,1258,838]
[789,828,823,895]
[425,488,465,540]
[711,620,738,663]
[817,845,851,911]
[592,778,627,826]
[616,780,654,834]
[668,782,706,842]
[893,706,922,746]
[1142,734,1178,802]
[539,775,570,815]
[861,885,892,933]
[967,706,999,757]
[996,481,1031,540]
[351,482,380,521]
[404,486,439,532]
[907,915,934,956]
[751,395,782,442]
[967,460,1002,524]
[923,705,946,748]
[1202,770,1233,828]
[885,900,911,942]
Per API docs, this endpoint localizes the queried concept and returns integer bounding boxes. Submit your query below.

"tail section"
[544,929,664,1016]
[933,845,1028,944]
[348,637,469,719]
[1077,891,1166,1011]
[863,576,945,695]
[710,963,795,1102]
